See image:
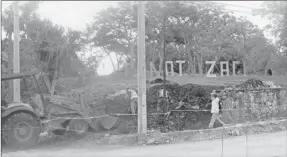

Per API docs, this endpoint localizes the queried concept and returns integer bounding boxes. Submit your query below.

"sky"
[1,1,270,75]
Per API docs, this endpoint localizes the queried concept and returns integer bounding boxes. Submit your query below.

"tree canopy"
[254,1,287,55]
[1,2,97,95]
[87,1,277,75]
[1,1,285,89]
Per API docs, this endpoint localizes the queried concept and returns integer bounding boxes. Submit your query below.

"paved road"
[3,131,287,157]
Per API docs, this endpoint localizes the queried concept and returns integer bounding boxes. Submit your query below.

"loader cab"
[1,72,47,112]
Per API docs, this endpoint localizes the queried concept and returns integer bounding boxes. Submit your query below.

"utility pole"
[285,1,287,56]
[137,1,147,135]
[163,15,166,102]
[13,1,21,102]
[162,14,168,132]
[8,38,13,102]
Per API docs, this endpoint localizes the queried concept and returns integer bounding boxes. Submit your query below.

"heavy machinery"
[1,72,118,149]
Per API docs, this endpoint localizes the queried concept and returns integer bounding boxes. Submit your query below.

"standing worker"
[157,86,170,113]
[156,86,171,132]
[108,87,138,114]
[126,87,138,114]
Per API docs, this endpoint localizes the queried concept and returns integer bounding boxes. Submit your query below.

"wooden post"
[13,1,20,102]
[137,1,147,135]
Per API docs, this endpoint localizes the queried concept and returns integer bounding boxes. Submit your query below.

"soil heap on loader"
[1,72,118,149]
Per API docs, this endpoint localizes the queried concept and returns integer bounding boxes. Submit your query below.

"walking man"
[208,92,226,128]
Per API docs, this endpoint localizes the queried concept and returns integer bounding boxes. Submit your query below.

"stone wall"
[221,88,287,124]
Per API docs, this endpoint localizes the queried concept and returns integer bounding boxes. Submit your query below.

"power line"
[192,2,284,16]
[212,1,260,10]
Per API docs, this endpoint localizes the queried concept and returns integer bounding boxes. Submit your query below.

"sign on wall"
[150,60,245,78]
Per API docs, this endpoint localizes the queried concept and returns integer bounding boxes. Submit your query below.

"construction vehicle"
[1,72,118,149]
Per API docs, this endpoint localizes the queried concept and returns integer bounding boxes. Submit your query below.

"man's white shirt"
[159,89,169,98]
[211,97,220,113]
[130,90,138,99]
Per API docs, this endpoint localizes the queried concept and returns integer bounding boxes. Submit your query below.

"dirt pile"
[146,83,224,131]
[55,77,285,134]
[235,78,269,89]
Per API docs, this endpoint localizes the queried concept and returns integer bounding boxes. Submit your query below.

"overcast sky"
[1,1,270,75]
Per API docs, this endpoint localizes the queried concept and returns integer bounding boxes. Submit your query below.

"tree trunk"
[187,46,192,75]
[151,44,156,65]
[107,53,116,72]
[50,70,58,96]
[158,43,164,76]
[192,54,196,74]
[197,53,203,75]
[115,53,120,71]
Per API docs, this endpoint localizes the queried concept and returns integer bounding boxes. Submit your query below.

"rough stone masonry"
[220,88,287,124]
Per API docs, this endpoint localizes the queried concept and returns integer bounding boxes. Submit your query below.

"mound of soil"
[146,83,224,131]
[235,78,269,89]
[55,77,274,134]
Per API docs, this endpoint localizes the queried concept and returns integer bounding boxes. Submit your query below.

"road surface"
[3,131,287,157]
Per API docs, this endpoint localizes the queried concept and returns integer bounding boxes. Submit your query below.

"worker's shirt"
[31,94,44,116]
[211,97,220,113]
[130,90,138,99]
[159,89,169,98]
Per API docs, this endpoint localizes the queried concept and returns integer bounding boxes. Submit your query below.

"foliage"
[87,2,138,71]
[1,2,100,95]
[254,1,287,55]
[88,1,276,75]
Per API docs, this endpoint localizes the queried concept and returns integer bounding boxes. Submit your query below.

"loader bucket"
[80,94,119,131]
[100,116,118,130]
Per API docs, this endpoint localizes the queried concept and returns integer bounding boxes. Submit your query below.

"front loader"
[1,72,118,149]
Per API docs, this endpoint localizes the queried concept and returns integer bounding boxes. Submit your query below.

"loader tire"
[2,112,41,149]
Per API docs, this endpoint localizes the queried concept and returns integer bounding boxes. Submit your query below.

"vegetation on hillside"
[1,1,287,95]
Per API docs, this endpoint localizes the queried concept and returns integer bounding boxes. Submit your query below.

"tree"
[254,1,287,55]
[87,2,138,72]
[86,1,276,76]
[2,2,90,95]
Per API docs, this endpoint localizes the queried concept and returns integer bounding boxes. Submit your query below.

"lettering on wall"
[233,61,241,76]
[165,61,174,76]
[150,62,160,78]
[220,61,229,76]
[149,60,244,77]
[176,60,185,76]
[205,61,216,77]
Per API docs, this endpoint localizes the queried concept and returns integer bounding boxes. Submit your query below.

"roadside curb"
[90,118,287,146]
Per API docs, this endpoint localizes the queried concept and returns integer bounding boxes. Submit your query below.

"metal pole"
[13,1,21,102]
[137,1,147,135]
